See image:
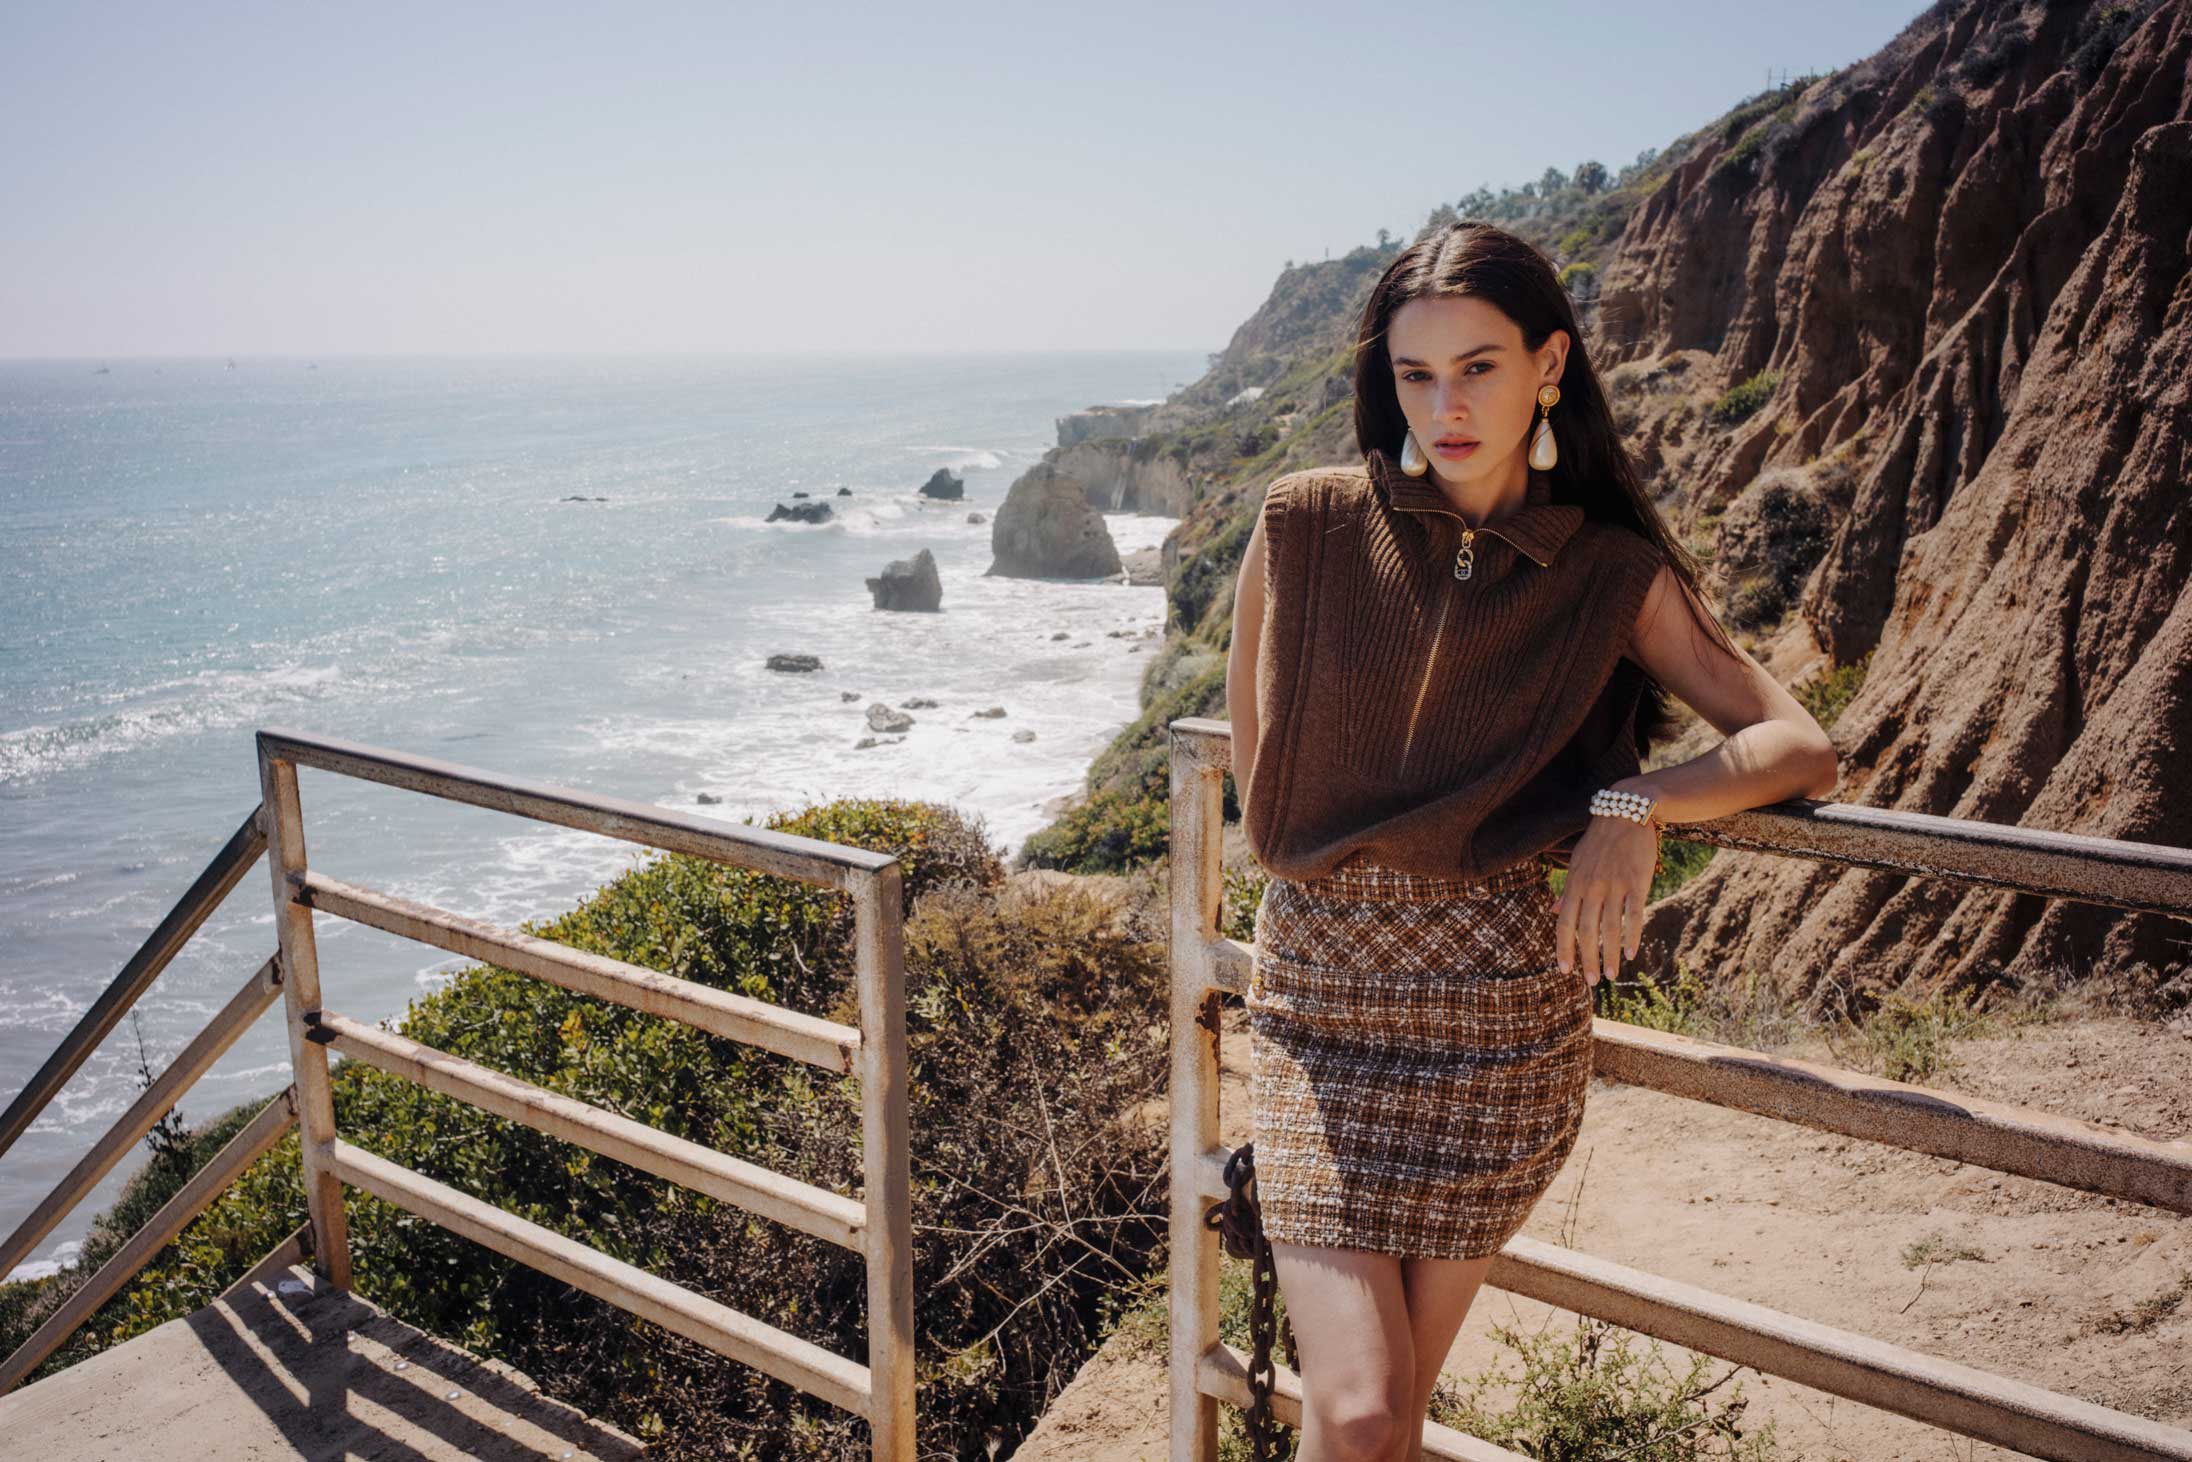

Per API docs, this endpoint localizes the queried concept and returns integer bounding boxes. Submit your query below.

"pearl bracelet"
[1590,786,1661,827]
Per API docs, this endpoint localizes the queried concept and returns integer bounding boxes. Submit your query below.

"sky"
[1,1,1934,359]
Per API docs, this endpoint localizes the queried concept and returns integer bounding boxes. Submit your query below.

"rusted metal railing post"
[1168,726,1226,1462]
[257,738,352,1287]
[854,863,916,1462]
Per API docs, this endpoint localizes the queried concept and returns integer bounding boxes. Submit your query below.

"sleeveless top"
[1240,445,1666,882]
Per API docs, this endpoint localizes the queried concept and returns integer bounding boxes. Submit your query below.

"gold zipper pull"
[1455,529,1475,581]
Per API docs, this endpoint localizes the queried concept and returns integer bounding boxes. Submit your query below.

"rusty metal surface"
[1593,1021,2192,1212]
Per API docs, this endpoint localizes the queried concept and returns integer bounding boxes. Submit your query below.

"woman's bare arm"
[1225,506,1272,822]
[1556,563,1839,982]
[1621,564,1842,819]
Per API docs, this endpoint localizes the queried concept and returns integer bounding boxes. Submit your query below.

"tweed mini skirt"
[1244,853,1593,1261]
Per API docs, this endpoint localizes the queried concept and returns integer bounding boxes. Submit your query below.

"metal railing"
[1,727,919,1461]
[1164,714,2192,1462]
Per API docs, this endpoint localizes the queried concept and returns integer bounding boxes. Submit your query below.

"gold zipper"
[1396,523,1475,777]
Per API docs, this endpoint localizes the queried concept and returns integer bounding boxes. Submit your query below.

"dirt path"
[1015,1006,2192,1461]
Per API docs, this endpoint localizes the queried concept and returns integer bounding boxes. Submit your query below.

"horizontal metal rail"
[1206,933,2192,1212]
[313,1010,867,1248]
[0,805,267,1162]
[1186,1152,2192,1459]
[0,956,283,1281]
[328,1138,872,1417]
[1165,715,2192,916]
[297,870,859,1073]
[1196,1341,1528,1462]
[0,1089,297,1395]
[1590,1020,2192,1213]
[259,727,896,891]
[1166,714,2192,1462]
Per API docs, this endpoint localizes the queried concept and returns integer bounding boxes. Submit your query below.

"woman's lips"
[1434,439,1478,459]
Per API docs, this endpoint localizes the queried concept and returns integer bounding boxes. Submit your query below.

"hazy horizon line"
[1,345,1219,364]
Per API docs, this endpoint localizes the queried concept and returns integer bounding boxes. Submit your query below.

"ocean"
[0,350,1203,1278]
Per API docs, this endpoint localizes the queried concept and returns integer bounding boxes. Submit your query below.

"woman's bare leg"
[1269,1238,1416,1462]
[1396,1253,1497,1460]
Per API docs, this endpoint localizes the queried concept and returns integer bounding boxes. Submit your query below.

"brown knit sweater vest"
[1241,445,1665,882]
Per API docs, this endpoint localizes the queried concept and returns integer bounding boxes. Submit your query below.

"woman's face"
[1387,295,1567,493]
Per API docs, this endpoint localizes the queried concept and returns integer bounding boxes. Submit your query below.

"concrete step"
[0,1263,641,1460]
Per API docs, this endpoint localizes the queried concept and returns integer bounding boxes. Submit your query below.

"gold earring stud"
[1529,385,1561,470]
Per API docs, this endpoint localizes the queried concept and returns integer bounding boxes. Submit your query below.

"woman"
[1216,221,1839,1462]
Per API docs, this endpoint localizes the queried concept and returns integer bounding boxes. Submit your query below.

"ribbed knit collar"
[1365,445,1586,568]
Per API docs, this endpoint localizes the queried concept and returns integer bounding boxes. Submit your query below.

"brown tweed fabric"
[1245,852,1593,1260]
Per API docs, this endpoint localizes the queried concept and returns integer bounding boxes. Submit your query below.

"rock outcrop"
[987,462,1124,580]
[1055,403,1160,447]
[865,548,943,611]
[919,468,964,501]
[1599,0,2192,997]
[1055,440,1194,516]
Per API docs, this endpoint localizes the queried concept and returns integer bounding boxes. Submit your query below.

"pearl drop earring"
[1529,385,1561,470]
[1398,427,1429,477]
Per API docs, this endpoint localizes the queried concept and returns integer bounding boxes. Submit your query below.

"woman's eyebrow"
[1391,343,1505,366]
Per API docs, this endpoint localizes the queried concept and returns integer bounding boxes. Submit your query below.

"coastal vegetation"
[2,798,1175,1460]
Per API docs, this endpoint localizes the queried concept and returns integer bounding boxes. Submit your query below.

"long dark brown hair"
[1351,220,1739,756]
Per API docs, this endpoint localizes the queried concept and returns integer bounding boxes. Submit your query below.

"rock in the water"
[986,461,1123,579]
[840,690,861,702]
[1010,729,1037,743]
[1050,631,1069,641]
[767,500,834,524]
[865,547,943,612]
[899,697,940,709]
[790,490,809,499]
[696,792,721,805]
[966,511,986,524]
[919,468,965,501]
[767,653,823,673]
[837,486,853,496]
[1120,547,1165,587]
[970,706,1006,719]
[866,703,914,734]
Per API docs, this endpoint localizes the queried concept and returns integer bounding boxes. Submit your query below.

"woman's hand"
[1553,814,1659,987]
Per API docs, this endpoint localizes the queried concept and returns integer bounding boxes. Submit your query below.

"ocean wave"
[0,662,349,787]
[8,1239,81,1284]
[907,445,1003,472]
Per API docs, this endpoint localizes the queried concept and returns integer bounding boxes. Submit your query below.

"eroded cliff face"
[1611,0,2191,999]
[1055,440,1194,516]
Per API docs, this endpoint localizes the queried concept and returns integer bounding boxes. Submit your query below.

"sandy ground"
[1013,1003,2192,1461]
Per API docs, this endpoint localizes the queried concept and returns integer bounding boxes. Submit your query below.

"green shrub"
[1795,650,1870,731]
[1827,985,1987,1083]
[1707,370,1781,426]
[1220,861,1268,944]
[1437,1314,1781,1459]
[1596,961,1713,1036]
[4,798,1173,1462]
[1015,785,1171,873]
